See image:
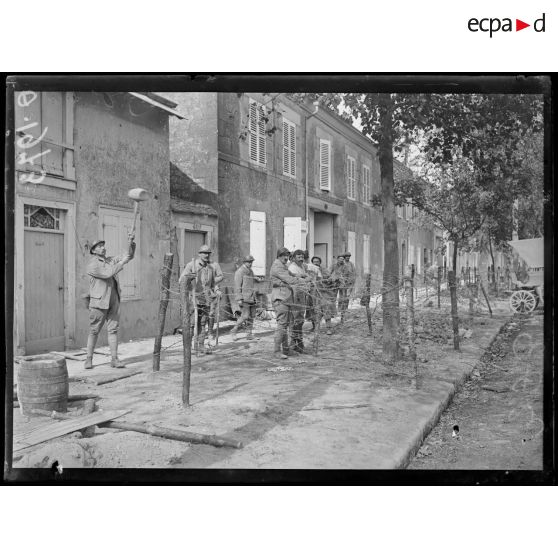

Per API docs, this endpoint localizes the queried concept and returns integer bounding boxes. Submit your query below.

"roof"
[508,238,544,269]
[171,198,218,217]
[129,92,186,119]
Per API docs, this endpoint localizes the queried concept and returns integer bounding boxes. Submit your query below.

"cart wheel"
[509,290,537,314]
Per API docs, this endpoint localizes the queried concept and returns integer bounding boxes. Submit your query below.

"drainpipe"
[304,102,320,249]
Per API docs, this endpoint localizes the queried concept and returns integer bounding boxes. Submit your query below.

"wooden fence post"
[404,275,419,383]
[437,266,442,309]
[448,270,460,350]
[360,272,373,335]
[180,276,192,406]
[153,253,174,372]
[479,279,493,316]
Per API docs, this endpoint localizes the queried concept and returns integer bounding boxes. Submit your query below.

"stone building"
[14,91,183,354]
[166,92,439,292]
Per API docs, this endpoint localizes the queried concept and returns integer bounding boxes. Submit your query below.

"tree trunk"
[378,94,400,363]
[450,241,460,350]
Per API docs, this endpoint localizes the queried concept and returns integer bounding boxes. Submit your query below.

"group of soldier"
[83,234,356,368]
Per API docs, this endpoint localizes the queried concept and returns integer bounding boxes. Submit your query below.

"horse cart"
[508,238,544,314]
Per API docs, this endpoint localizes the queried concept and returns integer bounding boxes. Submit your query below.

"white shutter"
[363,165,370,204]
[363,234,370,273]
[249,99,266,166]
[249,211,266,275]
[347,156,356,200]
[347,231,356,264]
[319,139,330,190]
[283,217,303,253]
[283,118,296,178]
[283,121,289,175]
[99,208,140,299]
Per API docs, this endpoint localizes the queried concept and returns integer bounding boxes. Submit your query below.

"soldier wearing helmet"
[230,254,263,340]
[179,244,223,354]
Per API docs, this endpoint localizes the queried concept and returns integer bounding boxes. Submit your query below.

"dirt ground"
[408,311,544,470]
[11,294,530,471]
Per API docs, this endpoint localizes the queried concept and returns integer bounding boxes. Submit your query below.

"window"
[346,155,356,200]
[363,234,370,273]
[319,139,331,191]
[362,165,371,204]
[249,99,267,166]
[282,118,296,178]
[24,205,61,230]
[15,91,75,186]
[98,207,140,299]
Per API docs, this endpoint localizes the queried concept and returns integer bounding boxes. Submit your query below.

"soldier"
[317,265,341,335]
[230,254,263,341]
[304,251,322,332]
[179,244,223,354]
[329,254,347,322]
[270,247,308,359]
[288,249,310,353]
[84,233,136,369]
[341,251,356,321]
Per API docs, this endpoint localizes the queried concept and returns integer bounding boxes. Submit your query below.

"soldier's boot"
[84,333,97,369]
[325,319,333,335]
[246,326,255,340]
[108,333,125,368]
[274,331,288,359]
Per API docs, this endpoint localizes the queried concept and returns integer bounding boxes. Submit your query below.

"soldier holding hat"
[179,244,223,353]
[270,247,309,359]
[230,254,263,340]
[84,233,136,369]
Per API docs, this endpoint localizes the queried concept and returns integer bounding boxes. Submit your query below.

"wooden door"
[24,228,65,353]
[183,231,206,268]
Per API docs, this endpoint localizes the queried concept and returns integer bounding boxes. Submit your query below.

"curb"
[394,317,512,469]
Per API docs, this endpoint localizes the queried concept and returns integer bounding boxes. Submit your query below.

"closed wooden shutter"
[319,139,331,190]
[363,234,370,273]
[283,118,296,178]
[363,165,371,204]
[99,208,140,299]
[347,156,356,199]
[249,99,267,166]
[249,211,266,275]
[283,217,303,253]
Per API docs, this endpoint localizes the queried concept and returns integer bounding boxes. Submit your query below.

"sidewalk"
[12,301,511,470]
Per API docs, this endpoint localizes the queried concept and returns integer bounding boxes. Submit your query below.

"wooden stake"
[448,270,460,351]
[180,276,192,406]
[437,266,442,309]
[153,253,174,372]
[100,420,243,449]
[360,273,373,335]
[404,275,418,383]
[479,279,493,316]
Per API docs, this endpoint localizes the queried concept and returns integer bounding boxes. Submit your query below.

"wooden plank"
[91,368,143,386]
[14,409,130,453]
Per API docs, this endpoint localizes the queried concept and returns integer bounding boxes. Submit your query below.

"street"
[408,311,544,470]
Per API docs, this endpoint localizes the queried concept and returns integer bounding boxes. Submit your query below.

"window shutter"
[319,140,330,190]
[249,101,258,163]
[283,121,289,175]
[289,123,296,176]
[249,211,267,275]
[257,105,266,165]
[283,217,303,252]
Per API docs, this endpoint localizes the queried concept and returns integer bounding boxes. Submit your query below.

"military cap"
[277,247,290,257]
[198,244,213,254]
[243,254,255,262]
[90,240,106,254]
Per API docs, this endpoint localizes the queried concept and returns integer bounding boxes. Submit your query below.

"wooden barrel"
[17,354,69,415]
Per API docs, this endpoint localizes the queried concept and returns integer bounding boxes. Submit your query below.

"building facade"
[14,91,182,355]
[167,92,439,290]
